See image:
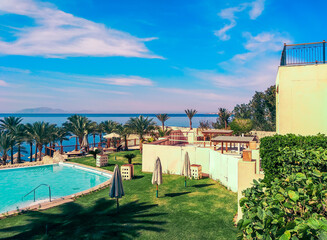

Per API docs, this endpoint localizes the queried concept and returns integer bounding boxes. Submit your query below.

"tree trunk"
[75,137,78,151]
[162,122,165,131]
[2,153,7,165]
[35,144,38,162]
[93,134,96,147]
[99,133,102,147]
[139,138,143,153]
[124,137,128,151]
[10,146,13,164]
[189,119,193,130]
[29,142,33,162]
[225,120,227,129]
[60,140,63,154]
[18,144,21,163]
[38,145,43,161]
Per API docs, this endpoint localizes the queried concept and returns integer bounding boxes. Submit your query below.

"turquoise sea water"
[0,113,218,161]
[0,163,110,213]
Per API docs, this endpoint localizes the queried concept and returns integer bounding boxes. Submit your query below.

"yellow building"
[276,41,327,135]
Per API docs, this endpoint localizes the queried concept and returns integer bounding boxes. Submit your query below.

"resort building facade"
[276,41,327,135]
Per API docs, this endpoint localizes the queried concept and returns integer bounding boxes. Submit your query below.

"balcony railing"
[280,41,326,66]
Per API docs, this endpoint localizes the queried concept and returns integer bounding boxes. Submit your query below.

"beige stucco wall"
[276,64,327,135]
[237,160,264,221]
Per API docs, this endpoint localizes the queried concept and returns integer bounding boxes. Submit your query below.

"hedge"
[260,134,327,182]
[238,171,327,240]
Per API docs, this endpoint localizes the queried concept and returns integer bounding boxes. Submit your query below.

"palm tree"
[31,122,56,161]
[97,122,105,146]
[185,109,198,130]
[124,153,136,164]
[126,115,157,152]
[114,124,131,151]
[157,128,172,137]
[0,131,12,165]
[0,116,23,164]
[63,115,94,148]
[89,122,98,147]
[56,127,70,154]
[156,114,170,131]
[11,124,25,163]
[24,123,35,162]
[218,108,232,129]
[102,120,118,135]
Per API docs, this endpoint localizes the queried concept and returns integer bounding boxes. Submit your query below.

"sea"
[0,113,218,161]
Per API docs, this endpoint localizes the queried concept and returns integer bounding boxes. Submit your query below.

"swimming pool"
[0,163,111,214]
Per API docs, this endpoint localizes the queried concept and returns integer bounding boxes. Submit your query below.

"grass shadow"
[133,176,144,179]
[191,184,214,188]
[164,192,191,198]
[0,198,166,240]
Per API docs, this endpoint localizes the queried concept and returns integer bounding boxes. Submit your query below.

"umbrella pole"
[116,198,119,213]
[185,176,187,187]
[156,184,158,198]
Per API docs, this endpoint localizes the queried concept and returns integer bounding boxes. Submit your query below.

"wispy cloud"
[0,80,8,87]
[191,30,291,91]
[0,66,31,74]
[215,0,266,41]
[0,0,162,58]
[159,87,227,101]
[249,0,265,19]
[98,76,154,86]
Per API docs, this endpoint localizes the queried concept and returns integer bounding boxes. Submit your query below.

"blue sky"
[0,0,325,113]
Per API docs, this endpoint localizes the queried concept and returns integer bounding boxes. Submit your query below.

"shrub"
[260,134,327,182]
[230,118,253,136]
[238,171,327,240]
[88,148,101,159]
[124,153,136,164]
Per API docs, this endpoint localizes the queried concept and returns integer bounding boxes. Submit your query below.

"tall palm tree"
[156,114,170,131]
[89,122,98,147]
[185,109,198,130]
[97,122,105,147]
[56,126,70,154]
[11,124,25,163]
[24,123,35,162]
[218,108,232,129]
[126,115,157,152]
[32,122,56,161]
[114,124,131,151]
[63,115,94,148]
[0,131,12,165]
[0,116,23,164]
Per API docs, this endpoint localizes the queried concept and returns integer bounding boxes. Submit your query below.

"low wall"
[142,144,240,192]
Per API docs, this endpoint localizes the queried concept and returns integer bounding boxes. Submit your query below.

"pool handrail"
[22,184,52,203]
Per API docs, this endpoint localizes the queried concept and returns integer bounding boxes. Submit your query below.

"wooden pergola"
[211,136,254,154]
[201,129,233,141]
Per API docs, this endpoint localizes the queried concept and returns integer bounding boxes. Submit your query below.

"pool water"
[0,163,111,213]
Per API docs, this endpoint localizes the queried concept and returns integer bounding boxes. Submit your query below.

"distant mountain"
[17,107,67,113]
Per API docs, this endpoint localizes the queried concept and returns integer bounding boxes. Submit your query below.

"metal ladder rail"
[22,184,52,202]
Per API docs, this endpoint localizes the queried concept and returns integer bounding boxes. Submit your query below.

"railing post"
[323,40,326,64]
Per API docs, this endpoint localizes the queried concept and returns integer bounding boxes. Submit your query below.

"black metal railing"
[22,184,52,203]
[280,41,326,66]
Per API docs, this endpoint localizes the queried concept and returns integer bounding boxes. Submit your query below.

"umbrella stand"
[156,184,158,198]
[185,176,187,187]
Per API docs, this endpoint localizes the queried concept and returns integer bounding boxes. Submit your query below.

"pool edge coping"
[0,162,113,219]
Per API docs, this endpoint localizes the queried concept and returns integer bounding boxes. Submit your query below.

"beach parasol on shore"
[152,157,162,198]
[182,152,191,187]
[104,133,120,139]
[109,165,125,212]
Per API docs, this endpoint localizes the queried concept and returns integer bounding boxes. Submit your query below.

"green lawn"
[0,151,238,240]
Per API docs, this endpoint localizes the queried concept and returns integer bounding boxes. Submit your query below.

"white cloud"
[0,80,8,86]
[0,0,162,58]
[0,66,31,74]
[98,76,153,86]
[215,0,266,41]
[230,32,291,63]
[249,0,265,19]
[159,88,226,101]
[191,31,291,91]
